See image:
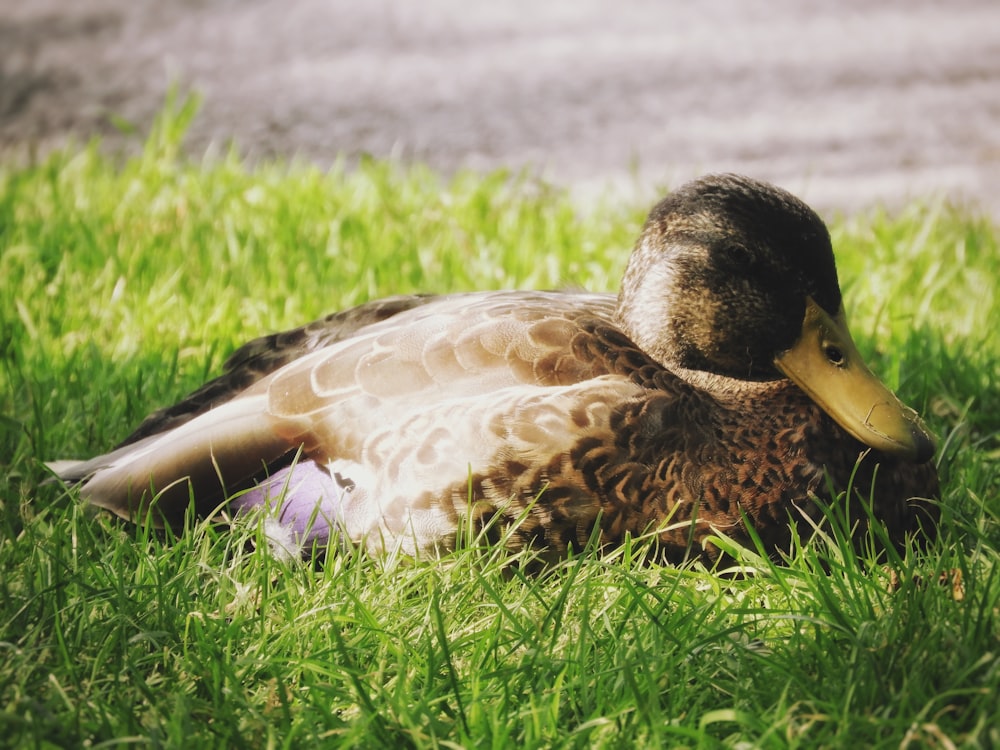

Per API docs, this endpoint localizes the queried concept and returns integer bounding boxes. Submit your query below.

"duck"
[51,173,940,565]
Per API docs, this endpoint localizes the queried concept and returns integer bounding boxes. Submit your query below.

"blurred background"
[2,0,998,216]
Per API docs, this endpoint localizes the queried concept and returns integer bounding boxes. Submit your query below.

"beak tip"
[911,425,937,464]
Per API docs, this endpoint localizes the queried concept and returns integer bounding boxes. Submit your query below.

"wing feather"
[69,392,291,525]
[61,290,630,546]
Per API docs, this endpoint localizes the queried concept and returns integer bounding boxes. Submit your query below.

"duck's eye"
[824,344,845,366]
[718,243,753,268]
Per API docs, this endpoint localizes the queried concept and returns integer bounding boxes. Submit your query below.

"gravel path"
[3,0,999,216]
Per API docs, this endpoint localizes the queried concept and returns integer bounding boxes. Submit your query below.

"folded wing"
[59,291,640,548]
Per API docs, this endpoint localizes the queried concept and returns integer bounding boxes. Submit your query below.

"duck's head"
[618,173,936,463]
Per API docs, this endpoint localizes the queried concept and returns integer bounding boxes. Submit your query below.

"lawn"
[2,98,998,748]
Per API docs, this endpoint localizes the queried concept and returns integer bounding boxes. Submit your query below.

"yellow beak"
[774,297,936,463]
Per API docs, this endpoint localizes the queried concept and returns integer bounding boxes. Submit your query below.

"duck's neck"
[666,363,791,402]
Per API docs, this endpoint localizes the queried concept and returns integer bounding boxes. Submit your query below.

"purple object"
[229,461,344,550]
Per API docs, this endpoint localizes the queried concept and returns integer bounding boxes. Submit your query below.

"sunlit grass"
[1,97,997,748]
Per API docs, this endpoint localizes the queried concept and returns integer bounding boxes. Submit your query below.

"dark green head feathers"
[619,173,841,379]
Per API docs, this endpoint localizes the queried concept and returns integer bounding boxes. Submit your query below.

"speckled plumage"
[53,174,939,565]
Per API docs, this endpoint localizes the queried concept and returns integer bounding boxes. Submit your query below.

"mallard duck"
[52,174,939,564]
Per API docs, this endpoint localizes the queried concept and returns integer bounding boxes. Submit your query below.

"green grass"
[2,98,998,748]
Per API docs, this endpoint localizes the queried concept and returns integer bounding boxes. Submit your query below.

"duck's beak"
[774,297,936,463]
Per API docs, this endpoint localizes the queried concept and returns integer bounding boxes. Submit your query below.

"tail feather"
[45,459,89,480]
[53,393,295,528]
